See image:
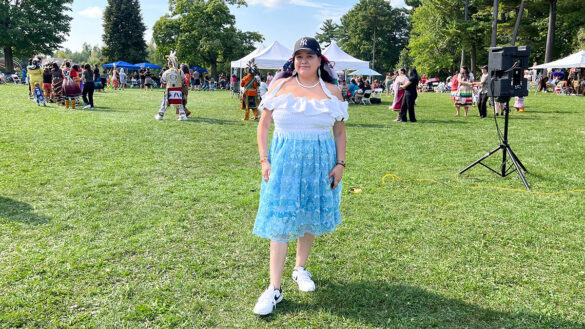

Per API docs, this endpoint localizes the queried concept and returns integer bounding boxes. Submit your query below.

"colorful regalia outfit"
[155,51,188,121]
[33,85,46,106]
[514,96,525,112]
[240,60,259,120]
[253,76,349,242]
[455,74,473,106]
[27,60,43,100]
[62,67,82,109]
[177,64,191,117]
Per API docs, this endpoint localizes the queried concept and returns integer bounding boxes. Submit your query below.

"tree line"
[2,0,585,80]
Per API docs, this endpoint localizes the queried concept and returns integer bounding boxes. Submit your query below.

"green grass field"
[0,84,584,328]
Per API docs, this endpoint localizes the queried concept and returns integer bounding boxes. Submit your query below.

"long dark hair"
[460,66,470,80]
[409,67,419,81]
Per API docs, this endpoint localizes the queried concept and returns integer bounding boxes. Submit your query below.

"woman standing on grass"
[253,37,348,316]
[454,66,474,117]
[390,68,407,111]
[81,64,95,109]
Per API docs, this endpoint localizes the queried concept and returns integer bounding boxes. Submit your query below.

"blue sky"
[63,0,408,52]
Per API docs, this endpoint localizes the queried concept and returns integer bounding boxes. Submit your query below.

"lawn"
[0,84,584,328]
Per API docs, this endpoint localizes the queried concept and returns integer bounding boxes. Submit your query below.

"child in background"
[33,82,47,106]
[514,96,525,112]
[209,78,216,91]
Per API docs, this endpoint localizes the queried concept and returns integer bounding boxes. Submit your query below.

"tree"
[102,0,147,63]
[337,0,409,73]
[315,19,340,47]
[0,0,73,73]
[153,0,262,79]
[574,27,585,52]
[544,0,557,63]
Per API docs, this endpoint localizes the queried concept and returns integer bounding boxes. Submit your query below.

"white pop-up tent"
[231,45,265,69]
[251,41,293,69]
[322,40,370,71]
[530,50,585,69]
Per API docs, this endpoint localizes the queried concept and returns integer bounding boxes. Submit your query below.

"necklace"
[296,76,320,89]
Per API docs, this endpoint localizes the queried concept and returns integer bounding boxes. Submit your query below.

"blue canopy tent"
[191,66,208,73]
[102,61,140,70]
[134,62,162,69]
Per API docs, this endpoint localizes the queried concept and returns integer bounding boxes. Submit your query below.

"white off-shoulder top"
[258,77,349,133]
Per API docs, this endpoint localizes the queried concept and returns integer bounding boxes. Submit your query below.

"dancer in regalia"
[240,60,260,120]
[154,51,188,121]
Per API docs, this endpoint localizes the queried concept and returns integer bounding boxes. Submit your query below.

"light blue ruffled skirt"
[253,130,342,242]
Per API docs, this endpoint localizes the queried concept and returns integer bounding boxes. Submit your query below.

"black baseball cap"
[293,37,322,57]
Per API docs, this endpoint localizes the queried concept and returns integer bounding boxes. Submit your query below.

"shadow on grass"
[0,197,50,225]
[267,280,582,328]
[346,123,392,129]
[420,119,472,124]
[184,117,238,125]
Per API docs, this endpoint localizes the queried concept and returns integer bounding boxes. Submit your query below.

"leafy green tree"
[0,0,72,73]
[315,19,340,47]
[153,0,262,79]
[574,27,585,52]
[102,0,147,63]
[53,44,104,65]
[394,47,413,71]
[337,0,409,73]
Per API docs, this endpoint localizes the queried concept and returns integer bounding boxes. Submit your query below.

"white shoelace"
[296,268,312,282]
[258,287,278,302]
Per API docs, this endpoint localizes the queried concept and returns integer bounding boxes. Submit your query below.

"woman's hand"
[262,162,271,182]
[328,164,344,189]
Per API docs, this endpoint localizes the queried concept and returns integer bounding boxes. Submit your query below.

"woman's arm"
[329,121,346,189]
[257,110,273,182]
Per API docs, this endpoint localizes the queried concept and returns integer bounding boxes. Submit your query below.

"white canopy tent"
[251,41,293,69]
[230,44,265,68]
[530,50,585,69]
[349,68,382,76]
[322,40,370,71]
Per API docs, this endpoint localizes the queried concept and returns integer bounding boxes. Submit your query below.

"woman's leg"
[455,105,460,116]
[270,241,288,289]
[464,106,469,117]
[408,93,417,122]
[88,83,95,107]
[295,233,315,269]
[82,85,89,105]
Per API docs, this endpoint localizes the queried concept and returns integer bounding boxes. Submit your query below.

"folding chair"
[361,89,372,105]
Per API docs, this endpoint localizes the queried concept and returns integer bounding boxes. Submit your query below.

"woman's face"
[294,50,321,77]
[460,68,466,75]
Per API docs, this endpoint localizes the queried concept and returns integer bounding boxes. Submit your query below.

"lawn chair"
[361,89,372,105]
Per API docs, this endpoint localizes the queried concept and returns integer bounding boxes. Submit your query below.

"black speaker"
[488,46,531,98]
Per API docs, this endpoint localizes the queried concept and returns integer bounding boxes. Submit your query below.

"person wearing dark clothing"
[397,67,419,122]
[82,64,95,109]
[476,66,489,118]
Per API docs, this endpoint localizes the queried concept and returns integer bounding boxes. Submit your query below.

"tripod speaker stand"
[458,96,530,190]
[458,46,531,190]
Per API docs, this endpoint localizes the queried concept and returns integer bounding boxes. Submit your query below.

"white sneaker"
[178,114,188,121]
[154,113,164,120]
[253,285,283,316]
[83,105,91,109]
[292,266,315,292]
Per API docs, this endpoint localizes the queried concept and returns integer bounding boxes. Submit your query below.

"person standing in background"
[81,64,95,109]
[475,65,489,118]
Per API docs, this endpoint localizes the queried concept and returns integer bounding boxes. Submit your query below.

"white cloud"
[247,0,328,8]
[386,0,410,9]
[246,0,288,7]
[79,6,103,19]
